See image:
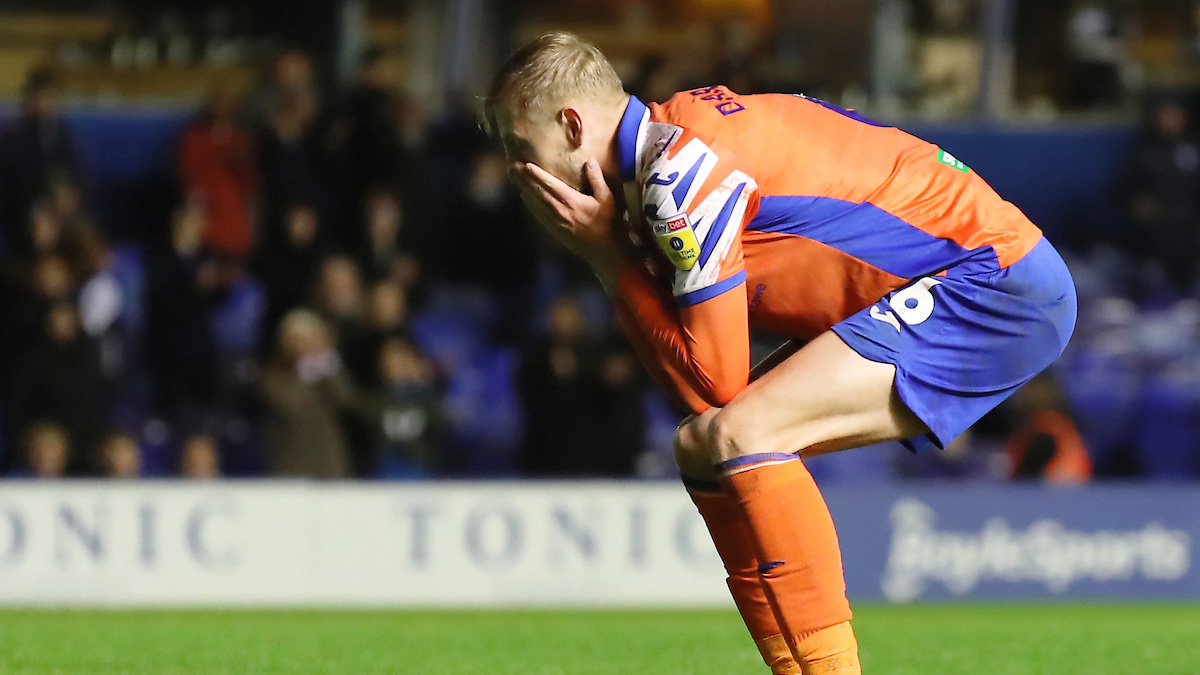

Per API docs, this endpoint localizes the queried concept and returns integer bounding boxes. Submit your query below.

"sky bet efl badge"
[652,214,700,271]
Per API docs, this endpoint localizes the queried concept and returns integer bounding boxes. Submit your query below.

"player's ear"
[560,107,584,149]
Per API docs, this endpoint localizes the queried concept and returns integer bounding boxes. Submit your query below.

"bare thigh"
[707,331,929,464]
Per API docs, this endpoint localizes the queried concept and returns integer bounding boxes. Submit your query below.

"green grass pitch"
[0,605,1197,674]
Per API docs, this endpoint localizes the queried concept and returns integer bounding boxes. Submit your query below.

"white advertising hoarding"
[0,481,727,607]
[1,481,1194,606]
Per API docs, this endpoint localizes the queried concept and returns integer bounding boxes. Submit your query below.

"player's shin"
[685,478,801,675]
[718,454,860,675]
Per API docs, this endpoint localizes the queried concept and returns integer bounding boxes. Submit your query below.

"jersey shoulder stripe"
[641,134,717,218]
[639,133,756,297]
[748,195,985,278]
[617,94,758,305]
[675,170,755,296]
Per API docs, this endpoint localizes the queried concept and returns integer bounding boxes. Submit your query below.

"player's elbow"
[687,344,749,408]
[700,375,746,408]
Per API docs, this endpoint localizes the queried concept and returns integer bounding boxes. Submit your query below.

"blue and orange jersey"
[610,87,1045,413]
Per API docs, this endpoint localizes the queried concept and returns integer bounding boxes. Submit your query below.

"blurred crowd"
[5,22,1200,484]
[0,53,649,481]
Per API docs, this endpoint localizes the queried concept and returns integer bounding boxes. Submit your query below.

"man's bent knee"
[709,402,809,464]
[709,405,761,465]
[674,413,720,481]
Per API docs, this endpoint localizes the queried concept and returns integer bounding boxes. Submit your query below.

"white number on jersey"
[870,277,942,332]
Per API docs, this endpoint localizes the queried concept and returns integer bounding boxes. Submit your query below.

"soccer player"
[482,33,1076,674]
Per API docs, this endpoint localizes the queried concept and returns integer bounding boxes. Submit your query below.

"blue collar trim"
[617,95,648,182]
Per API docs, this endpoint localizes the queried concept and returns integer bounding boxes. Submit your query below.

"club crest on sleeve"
[651,213,700,270]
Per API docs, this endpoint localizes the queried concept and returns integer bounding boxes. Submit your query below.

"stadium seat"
[441,346,522,476]
[208,276,265,358]
[109,244,147,337]
[1133,366,1200,479]
[639,390,685,479]
[136,417,175,478]
[410,305,490,369]
[1059,298,1142,475]
[376,456,433,480]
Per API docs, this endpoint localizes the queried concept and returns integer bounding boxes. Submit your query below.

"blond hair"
[481,32,624,137]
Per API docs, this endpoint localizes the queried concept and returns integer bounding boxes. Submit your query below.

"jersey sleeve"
[613,131,759,412]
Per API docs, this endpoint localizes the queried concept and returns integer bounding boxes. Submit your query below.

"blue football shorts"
[831,237,1077,450]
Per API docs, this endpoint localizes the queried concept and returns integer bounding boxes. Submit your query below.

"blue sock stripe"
[720,452,799,471]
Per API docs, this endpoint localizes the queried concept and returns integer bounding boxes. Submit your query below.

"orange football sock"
[793,621,860,675]
[687,483,801,674]
[720,454,856,673]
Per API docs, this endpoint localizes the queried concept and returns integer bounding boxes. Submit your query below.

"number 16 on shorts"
[870,278,941,332]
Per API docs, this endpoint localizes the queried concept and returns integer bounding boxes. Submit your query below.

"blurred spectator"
[1062,0,1129,111]
[44,173,87,235]
[64,225,125,378]
[438,151,540,342]
[27,199,68,259]
[28,252,74,302]
[144,204,223,423]
[314,254,363,321]
[0,67,83,257]
[246,48,318,124]
[357,336,444,477]
[204,260,265,408]
[179,432,221,479]
[344,279,409,388]
[319,47,407,254]
[308,256,389,475]
[65,226,120,333]
[259,309,355,478]
[438,151,534,282]
[17,421,70,479]
[179,91,259,258]
[22,173,90,264]
[912,0,981,117]
[1005,373,1092,483]
[359,187,420,288]
[258,86,324,253]
[626,55,687,109]
[333,278,414,475]
[98,431,141,479]
[313,254,371,371]
[34,259,74,304]
[6,302,110,474]
[0,252,75,374]
[710,18,766,96]
[516,296,646,477]
[257,204,324,348]
[594,331,648,476]
[366,279,409,336]
[391,93,435,260]
[1185,2,1200,64]
[1120,97,1200,293]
